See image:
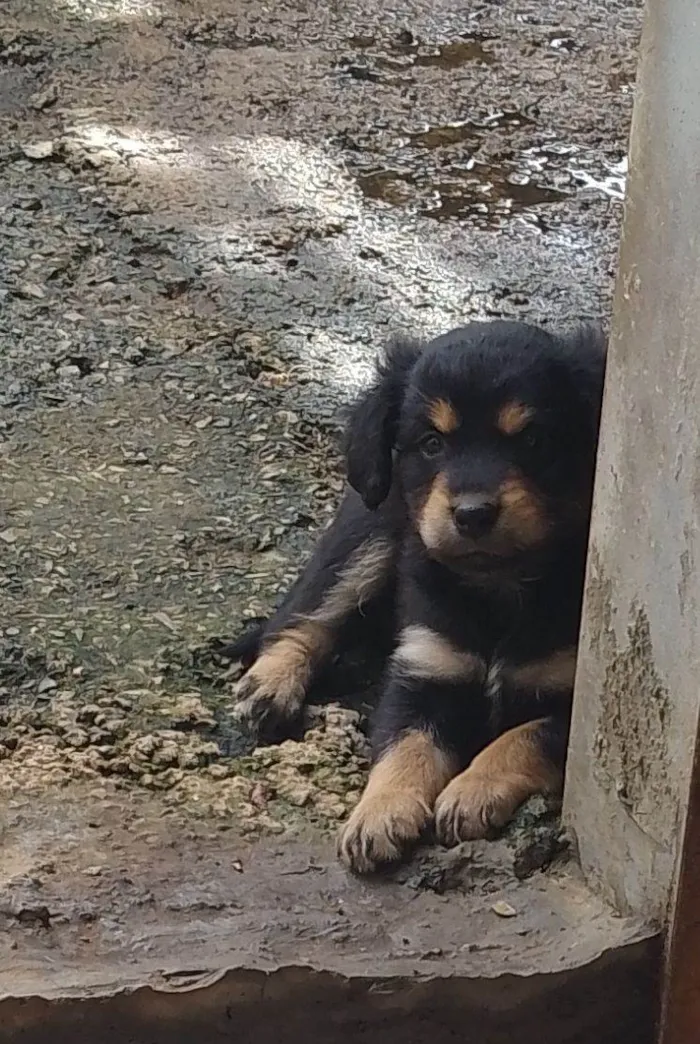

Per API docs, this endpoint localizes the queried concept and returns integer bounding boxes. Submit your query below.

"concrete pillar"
[563,0,700,924]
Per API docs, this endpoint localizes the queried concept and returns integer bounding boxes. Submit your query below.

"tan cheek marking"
[508,647,578,692]
[498,473,549,545]
[497,401,534,436]
[428,398,460,434]
[417,472,454,549]
[393,625,486,682]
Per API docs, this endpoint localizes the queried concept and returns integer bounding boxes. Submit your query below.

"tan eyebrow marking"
[428,398,460,434]
[497,401,534,436]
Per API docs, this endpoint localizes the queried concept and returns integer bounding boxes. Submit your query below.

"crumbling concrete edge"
[0,930,662,1043]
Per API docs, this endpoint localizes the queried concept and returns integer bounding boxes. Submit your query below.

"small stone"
[249,781,270,809]
[167,694,215,729]
[18,282,46,299]
[491,900,518,918]
[208,763,232,780]
[57,365,81,379]
[37,676,58,694]
[64,729,89,749]
[22,140,58,160]
[0,528,18,544]
[30,85,59,110]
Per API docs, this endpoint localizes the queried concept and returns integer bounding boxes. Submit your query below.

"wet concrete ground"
[0,0,644,1006]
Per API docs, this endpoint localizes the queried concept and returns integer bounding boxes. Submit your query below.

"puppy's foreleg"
[434,649,575,844]
[234,494,395,733]
[338,625,486,873]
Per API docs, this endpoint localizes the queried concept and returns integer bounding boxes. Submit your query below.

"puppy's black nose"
[453,497,499,538]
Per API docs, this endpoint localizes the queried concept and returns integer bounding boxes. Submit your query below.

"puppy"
[225,320,606,873]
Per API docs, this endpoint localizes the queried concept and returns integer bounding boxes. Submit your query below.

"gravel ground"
[0,0,641,836]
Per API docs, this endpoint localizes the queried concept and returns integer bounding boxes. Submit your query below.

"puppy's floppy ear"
[344,337,422,509]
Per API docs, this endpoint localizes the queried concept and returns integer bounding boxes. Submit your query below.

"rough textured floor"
[0,0,645,1006]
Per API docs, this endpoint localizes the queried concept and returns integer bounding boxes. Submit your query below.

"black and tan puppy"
[225,320,606,874]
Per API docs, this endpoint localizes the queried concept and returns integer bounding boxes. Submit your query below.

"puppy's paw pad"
[231,670,305,730]
[435,774,519,846]
[337,794,430,875]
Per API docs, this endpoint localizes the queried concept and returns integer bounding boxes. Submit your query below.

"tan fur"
[435,719,561,843]
[497,401,534,436]
[428,398,460,434]
[313,537,393,624]
[417,472,453,552]
[508,647,577,693]
[418,470,549,559]
[236,621,329,719]
[234,538,393,722]
[497,473,549,547]
[393,625,485,682]
[338,731,458,873]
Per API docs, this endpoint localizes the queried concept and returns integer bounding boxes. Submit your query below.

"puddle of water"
[527,142,628,201]
[408,122,479,149]
[356,158,570,226]
[411,37,496,70]
[549,35,579,52]
[357,169,415,205]
[568,156,627,201]
[407,110,536,149]
[342,31,496,80]
[426,168,569,221]
[609,70,634,94]
[346,34,377,49]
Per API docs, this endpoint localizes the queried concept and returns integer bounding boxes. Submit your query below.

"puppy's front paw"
[435,770,524,845]
[232,667,305,734]
[231,630,318,735]
[435,721,562,845]
[337,792,431,874]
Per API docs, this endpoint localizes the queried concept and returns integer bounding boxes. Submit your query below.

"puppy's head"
[346,320,606,573]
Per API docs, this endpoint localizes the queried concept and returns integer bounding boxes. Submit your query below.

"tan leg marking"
[234,621,330,723]
[338,731,457,874]
[234,538,392,726]
[507,647,577,693]
[434,719,561,845]
[392,625,486,682]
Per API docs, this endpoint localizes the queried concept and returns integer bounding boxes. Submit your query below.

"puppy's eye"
[419,433,444,458]
[517,426,551,456]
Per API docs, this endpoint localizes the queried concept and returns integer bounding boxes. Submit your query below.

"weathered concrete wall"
[564,0,700,920]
